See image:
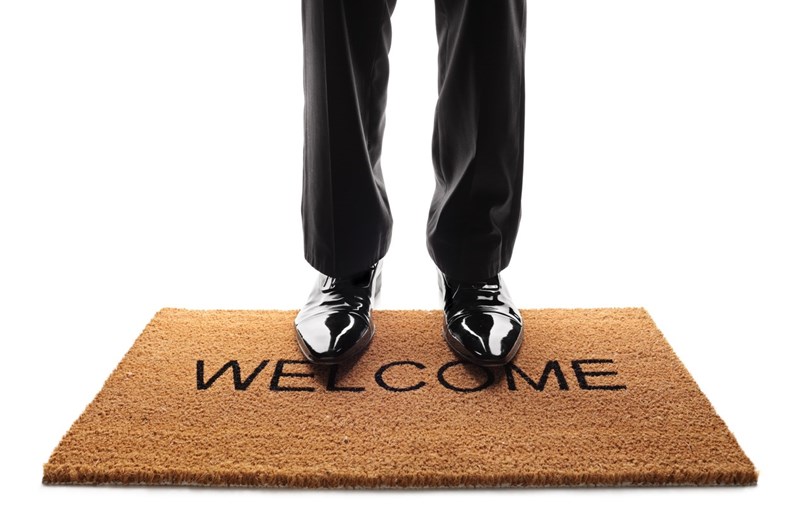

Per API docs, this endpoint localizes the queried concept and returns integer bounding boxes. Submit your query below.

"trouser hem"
[304,243,390,279]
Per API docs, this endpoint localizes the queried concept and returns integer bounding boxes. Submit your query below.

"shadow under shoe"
[294,261,382,365]
[438,270,523,367]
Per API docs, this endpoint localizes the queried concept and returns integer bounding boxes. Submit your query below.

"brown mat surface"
[43,308,757,487]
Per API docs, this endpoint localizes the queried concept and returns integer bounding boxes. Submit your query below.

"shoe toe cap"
[295,311,372,363]
[447,312,523,365]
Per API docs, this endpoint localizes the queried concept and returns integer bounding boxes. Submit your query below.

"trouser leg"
[301,0,397,278]
[428,0,527,281]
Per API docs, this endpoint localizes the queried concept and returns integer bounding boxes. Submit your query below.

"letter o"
[437,360,495,393]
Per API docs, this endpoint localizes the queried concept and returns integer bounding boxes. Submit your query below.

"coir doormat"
[43,308,757,487]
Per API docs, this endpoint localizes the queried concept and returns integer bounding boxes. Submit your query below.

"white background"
[1,1,791,527]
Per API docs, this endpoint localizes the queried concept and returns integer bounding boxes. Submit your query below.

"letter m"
[196,359,269,390]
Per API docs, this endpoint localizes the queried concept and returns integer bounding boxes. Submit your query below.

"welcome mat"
[43,308,757,487]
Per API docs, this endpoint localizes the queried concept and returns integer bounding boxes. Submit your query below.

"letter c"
[375,361,427,392]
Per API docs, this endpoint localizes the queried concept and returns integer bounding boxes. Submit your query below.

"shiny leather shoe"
[438,270,523,366]
[294,261,382,365]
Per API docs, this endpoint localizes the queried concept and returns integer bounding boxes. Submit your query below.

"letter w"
[196,360,269,390]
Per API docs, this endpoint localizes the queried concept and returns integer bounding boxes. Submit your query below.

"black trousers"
[301,0,526,281]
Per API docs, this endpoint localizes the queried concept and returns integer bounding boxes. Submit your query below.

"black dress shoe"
[294,261,382,365]
[438,270,523,366]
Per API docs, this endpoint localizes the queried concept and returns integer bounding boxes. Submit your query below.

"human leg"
[297,0,397,365]
[430,0,527,366]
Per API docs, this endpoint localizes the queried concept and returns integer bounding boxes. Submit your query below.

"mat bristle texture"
[43,308,757,487]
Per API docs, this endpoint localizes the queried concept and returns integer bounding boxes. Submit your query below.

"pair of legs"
[301,0,527,282]
[296,0,527,367]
